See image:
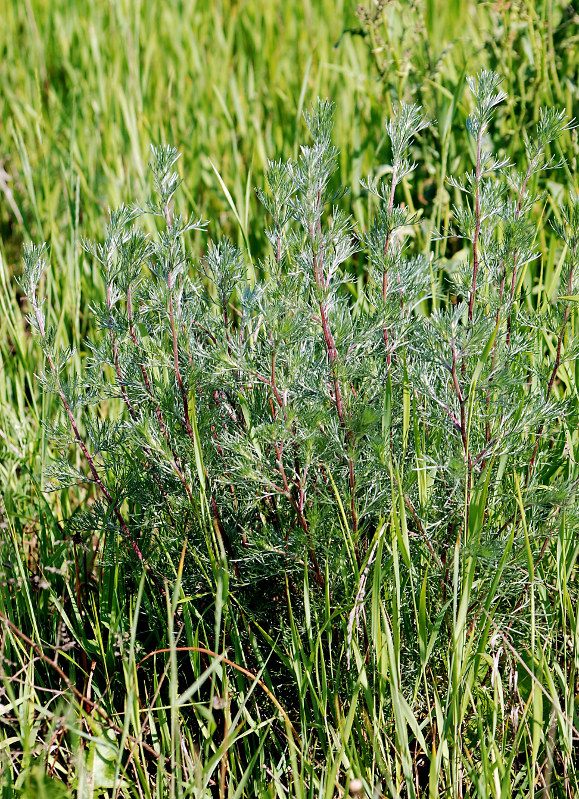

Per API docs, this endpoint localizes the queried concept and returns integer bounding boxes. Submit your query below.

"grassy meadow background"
[1,0,579,796]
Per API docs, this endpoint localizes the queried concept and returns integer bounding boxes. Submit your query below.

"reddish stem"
[127,285,195,505]
[467,128,484,324]
[33,299,143,561]
[274,441,324,587]
[310,217,359,553]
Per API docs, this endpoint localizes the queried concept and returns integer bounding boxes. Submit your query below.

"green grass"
[1,1,579,796]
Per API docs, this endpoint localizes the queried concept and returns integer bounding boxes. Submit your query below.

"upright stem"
[163,203,227,557]
[106,283,177,526]
[467,128,484,324]
[276,224,282,268]
[545,260,575,402]
[127,284,195,506]
[167,278,196,445]
[451,340,472,536]
[107,283,136,420]
[507,154,540,346]
[484,266,506,447]
[162,201,195,443]
[450,342,469,460]
[529,254,577,473]
[546,308,572,402]
[487,155,542,452]
[32,299,143,561]
[310,220,359,552]
[274,441,324,587]
[381,164,398,368]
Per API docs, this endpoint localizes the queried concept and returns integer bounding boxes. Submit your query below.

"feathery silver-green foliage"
[10,71,579,796]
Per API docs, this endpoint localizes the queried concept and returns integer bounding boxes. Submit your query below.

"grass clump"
[3,68,579,797]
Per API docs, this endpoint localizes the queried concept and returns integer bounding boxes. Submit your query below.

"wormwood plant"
[21,73,579,586]
[15,69,579,795]
[19,72,578,635]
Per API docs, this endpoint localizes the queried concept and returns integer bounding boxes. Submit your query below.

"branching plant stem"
[31,297,144,562]
[310,217,359,558]
[467,127,484,324]
[127,283,196,507]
